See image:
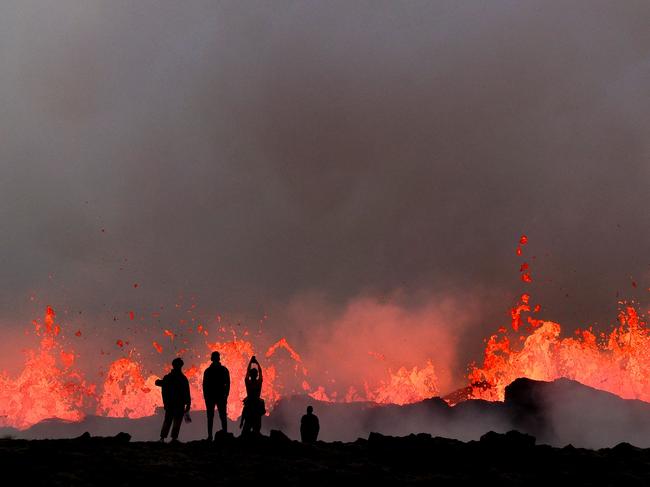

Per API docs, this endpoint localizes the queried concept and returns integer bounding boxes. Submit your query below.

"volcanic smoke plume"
[0,1,648,435]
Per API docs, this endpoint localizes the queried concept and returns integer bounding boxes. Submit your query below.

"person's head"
[307,406,313,414]
[172,357,184,370]
[249,368,258,380]
[211,351,220,363]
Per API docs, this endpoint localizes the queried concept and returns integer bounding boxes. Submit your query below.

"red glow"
[0,308,95,429]
[469,305,648,403]
[0,235,646,430]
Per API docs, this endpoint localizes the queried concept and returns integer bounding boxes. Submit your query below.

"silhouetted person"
[155,357,191,443]
[203,350,230,440]
[300,405,320,443]
[240,355,265,436]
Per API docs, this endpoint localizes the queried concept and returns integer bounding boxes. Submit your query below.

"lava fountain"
[0,236,646,430]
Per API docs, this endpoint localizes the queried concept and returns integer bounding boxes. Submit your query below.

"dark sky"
[0,1,648,389]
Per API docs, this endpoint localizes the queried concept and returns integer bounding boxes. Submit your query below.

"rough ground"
[2,430,650,486]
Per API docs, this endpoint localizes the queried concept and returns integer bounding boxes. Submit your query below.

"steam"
[282,292,480,398]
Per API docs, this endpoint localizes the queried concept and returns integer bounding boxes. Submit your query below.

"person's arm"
[250,355,262,382]
[155,375,165,387]
[184,378,191,412]
[224,368,230,397]
[245,356,255,385]
[202,369,208,399]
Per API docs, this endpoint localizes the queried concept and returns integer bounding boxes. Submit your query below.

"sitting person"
[300,405,320,443]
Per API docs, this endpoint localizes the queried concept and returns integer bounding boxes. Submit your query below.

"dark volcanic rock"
[270,429,291,444]
[2,433,650,486]
[74,431,131,443]
[504,378,650,448]
[479,430,536,449]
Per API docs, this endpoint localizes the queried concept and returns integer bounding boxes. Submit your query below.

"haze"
[0,1,648,392]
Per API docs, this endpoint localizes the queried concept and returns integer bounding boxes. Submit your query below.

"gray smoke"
[0,1,648,390]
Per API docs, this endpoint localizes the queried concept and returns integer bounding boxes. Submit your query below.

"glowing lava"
[468,235,649,402]
[0,307,95,429]
[0,236,647,430]
[468,304,648,402]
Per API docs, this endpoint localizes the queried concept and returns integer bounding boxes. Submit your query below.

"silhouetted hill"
[504,377,650,447]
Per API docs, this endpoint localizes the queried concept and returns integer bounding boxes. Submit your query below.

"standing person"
[155,357,191,443]
[203,351,230,440]
[300,405,320,443]
[240,355,265,436]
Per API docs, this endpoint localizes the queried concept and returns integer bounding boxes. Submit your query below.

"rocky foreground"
[2,430,650,486]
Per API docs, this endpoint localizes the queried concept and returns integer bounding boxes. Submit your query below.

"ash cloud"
[0,1,649,388]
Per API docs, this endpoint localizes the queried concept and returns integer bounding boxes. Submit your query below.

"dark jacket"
[300,413,320,443]
[203,363,230,401]
[156,369,191,412]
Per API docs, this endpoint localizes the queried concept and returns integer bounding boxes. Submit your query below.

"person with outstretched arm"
[240,355,265,436]
[155,357,191,443]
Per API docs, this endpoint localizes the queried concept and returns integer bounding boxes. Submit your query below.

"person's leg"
[240,406,252,437]
[171,411,183,440]
[253,414,262,434]
[217,397,228,432]
[241,420,251,437]
[160,409,173,440]
[239,402,248,437]
[252,399,263,434]
[206,399,215,439]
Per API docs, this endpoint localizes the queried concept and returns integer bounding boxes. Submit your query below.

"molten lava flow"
[96,357,161,418]
[0,304,443,430]
[363,361,439,405]
[469,236,649,402]
[469,305,649,402]
[0,307,95,429]
[2,233,646,431]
